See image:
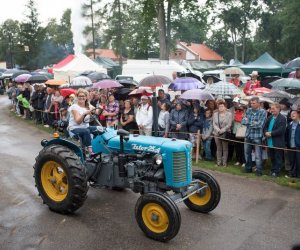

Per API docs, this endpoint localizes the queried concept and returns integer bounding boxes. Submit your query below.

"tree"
[0,19,21,68]
[56,9,74,54]
[18,0,44,69]
[81,0,102,59]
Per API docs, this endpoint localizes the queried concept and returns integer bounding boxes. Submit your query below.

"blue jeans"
[203,139,212,160]
[244,138,263,174]
[70,126,97,147]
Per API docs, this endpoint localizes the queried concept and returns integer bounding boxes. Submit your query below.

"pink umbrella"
[253,87,272,95]
[92,79,123,89]
[14,74,32,83]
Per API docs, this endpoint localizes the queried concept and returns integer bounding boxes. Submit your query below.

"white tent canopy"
[54,54,107,82]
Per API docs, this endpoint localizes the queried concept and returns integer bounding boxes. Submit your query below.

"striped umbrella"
[206,81,243,96]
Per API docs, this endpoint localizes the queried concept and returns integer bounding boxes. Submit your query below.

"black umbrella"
[26,74,49,84]
[118,79,138,88]
[261,76,282,88]
[179,72,202,81]
[202,74,221,83]
[114,88,132,100]
[87,72,110,82]
[80,70,96,76]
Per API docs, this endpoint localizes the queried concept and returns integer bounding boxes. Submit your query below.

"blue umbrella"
[170,77,205,91]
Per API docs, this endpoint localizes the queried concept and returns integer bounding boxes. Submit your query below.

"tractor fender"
[41,138,84,162]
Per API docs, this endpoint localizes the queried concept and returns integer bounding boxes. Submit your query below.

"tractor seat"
[117,129,130,136]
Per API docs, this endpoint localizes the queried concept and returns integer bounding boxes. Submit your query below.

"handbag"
[236,125,246,138]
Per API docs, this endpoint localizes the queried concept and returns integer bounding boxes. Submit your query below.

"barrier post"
[196,130,200,163]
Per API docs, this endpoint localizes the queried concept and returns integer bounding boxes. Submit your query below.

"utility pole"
[90,0,96,59]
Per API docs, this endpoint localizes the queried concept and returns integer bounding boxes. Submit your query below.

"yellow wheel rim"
[142,203,169,233]
[41,161,68,202]
[189,186,211,206]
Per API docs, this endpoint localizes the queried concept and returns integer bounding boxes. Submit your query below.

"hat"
[233,97,240,103]
[240,100,249,106]
[141,95,149,100]
[249,71,259,76]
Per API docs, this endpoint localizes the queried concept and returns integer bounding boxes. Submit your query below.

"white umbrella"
[180,89,214,101]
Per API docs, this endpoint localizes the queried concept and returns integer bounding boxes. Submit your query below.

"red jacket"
[243,80,261,95]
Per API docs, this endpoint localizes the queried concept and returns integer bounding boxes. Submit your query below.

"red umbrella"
[92,79,123,89]
[60,89,77,97]
[129,87,153,97]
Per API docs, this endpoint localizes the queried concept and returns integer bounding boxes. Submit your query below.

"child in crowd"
[158,103,170,137]
[202,109,213,161]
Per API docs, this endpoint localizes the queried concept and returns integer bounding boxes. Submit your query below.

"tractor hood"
[98,129,191,154]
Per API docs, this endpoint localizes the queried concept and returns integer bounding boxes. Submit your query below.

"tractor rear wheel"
[184,170,221,213]
[135,192,181,242]
[34,145,88,214]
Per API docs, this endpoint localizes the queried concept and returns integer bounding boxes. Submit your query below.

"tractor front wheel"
[184,170,221,213]
[135,192,181,242]
[34,145,88,214]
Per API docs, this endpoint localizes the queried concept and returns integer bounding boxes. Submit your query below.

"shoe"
[234,162,240,166]
[242,163,245,167]
[270,172,278,178]
[44,124,50,128]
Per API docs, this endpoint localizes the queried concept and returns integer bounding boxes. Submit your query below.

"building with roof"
[86,49,120,61]
[170,40,224,70]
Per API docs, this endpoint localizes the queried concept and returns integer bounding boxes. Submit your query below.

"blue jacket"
[187,112,204,133]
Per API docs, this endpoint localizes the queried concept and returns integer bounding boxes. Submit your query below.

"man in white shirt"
[136,96,153,136]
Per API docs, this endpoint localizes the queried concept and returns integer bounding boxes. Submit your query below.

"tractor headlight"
[154,154,163,165]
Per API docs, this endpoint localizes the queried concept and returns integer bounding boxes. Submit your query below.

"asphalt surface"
[0,95,299,250]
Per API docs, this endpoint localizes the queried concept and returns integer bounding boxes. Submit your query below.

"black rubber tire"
[135,192,181,242]
[34,144,88,214]
[184,170,221,213]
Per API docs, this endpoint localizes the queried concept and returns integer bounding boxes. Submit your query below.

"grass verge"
[193,160,300,190]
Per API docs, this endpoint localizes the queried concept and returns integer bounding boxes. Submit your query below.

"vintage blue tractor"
[34,123,221,242]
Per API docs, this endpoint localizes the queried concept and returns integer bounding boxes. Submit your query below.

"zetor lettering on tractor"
[34,123,221,242]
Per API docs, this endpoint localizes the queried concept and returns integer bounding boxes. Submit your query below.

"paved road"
[0,96,299,250]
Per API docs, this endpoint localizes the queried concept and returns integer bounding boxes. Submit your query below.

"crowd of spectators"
[5,71,300,179]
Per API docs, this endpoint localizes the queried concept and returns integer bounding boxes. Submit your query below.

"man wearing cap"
[136,96,153,136]
[243,71,261,95]
[241,96,267,176]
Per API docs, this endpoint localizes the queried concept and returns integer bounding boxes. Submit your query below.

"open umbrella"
[60,88,77,98]
[180,89,214,101]
[178,72,202,81]
[139,75,172,87]
[169,77,205,91]
[202,74,221,84]
[263,90,295,100]
[26,74,49,84]
[206,81,243,96]
[270,78,300,89]
[118,79,139,88]
[252,87,272,95]
[224,67,245,76]
[70,76,93,88]
[45,79,67,86]
[129,87,153,96]
[93,79,123,89]
[87,72,110,82]
[285,57,300,69]
[114,88,132,100]
[14,73,32,83]
[11,70,30,80]
[261,76,282,88]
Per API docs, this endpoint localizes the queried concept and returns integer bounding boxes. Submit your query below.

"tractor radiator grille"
[172,152,187,183]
